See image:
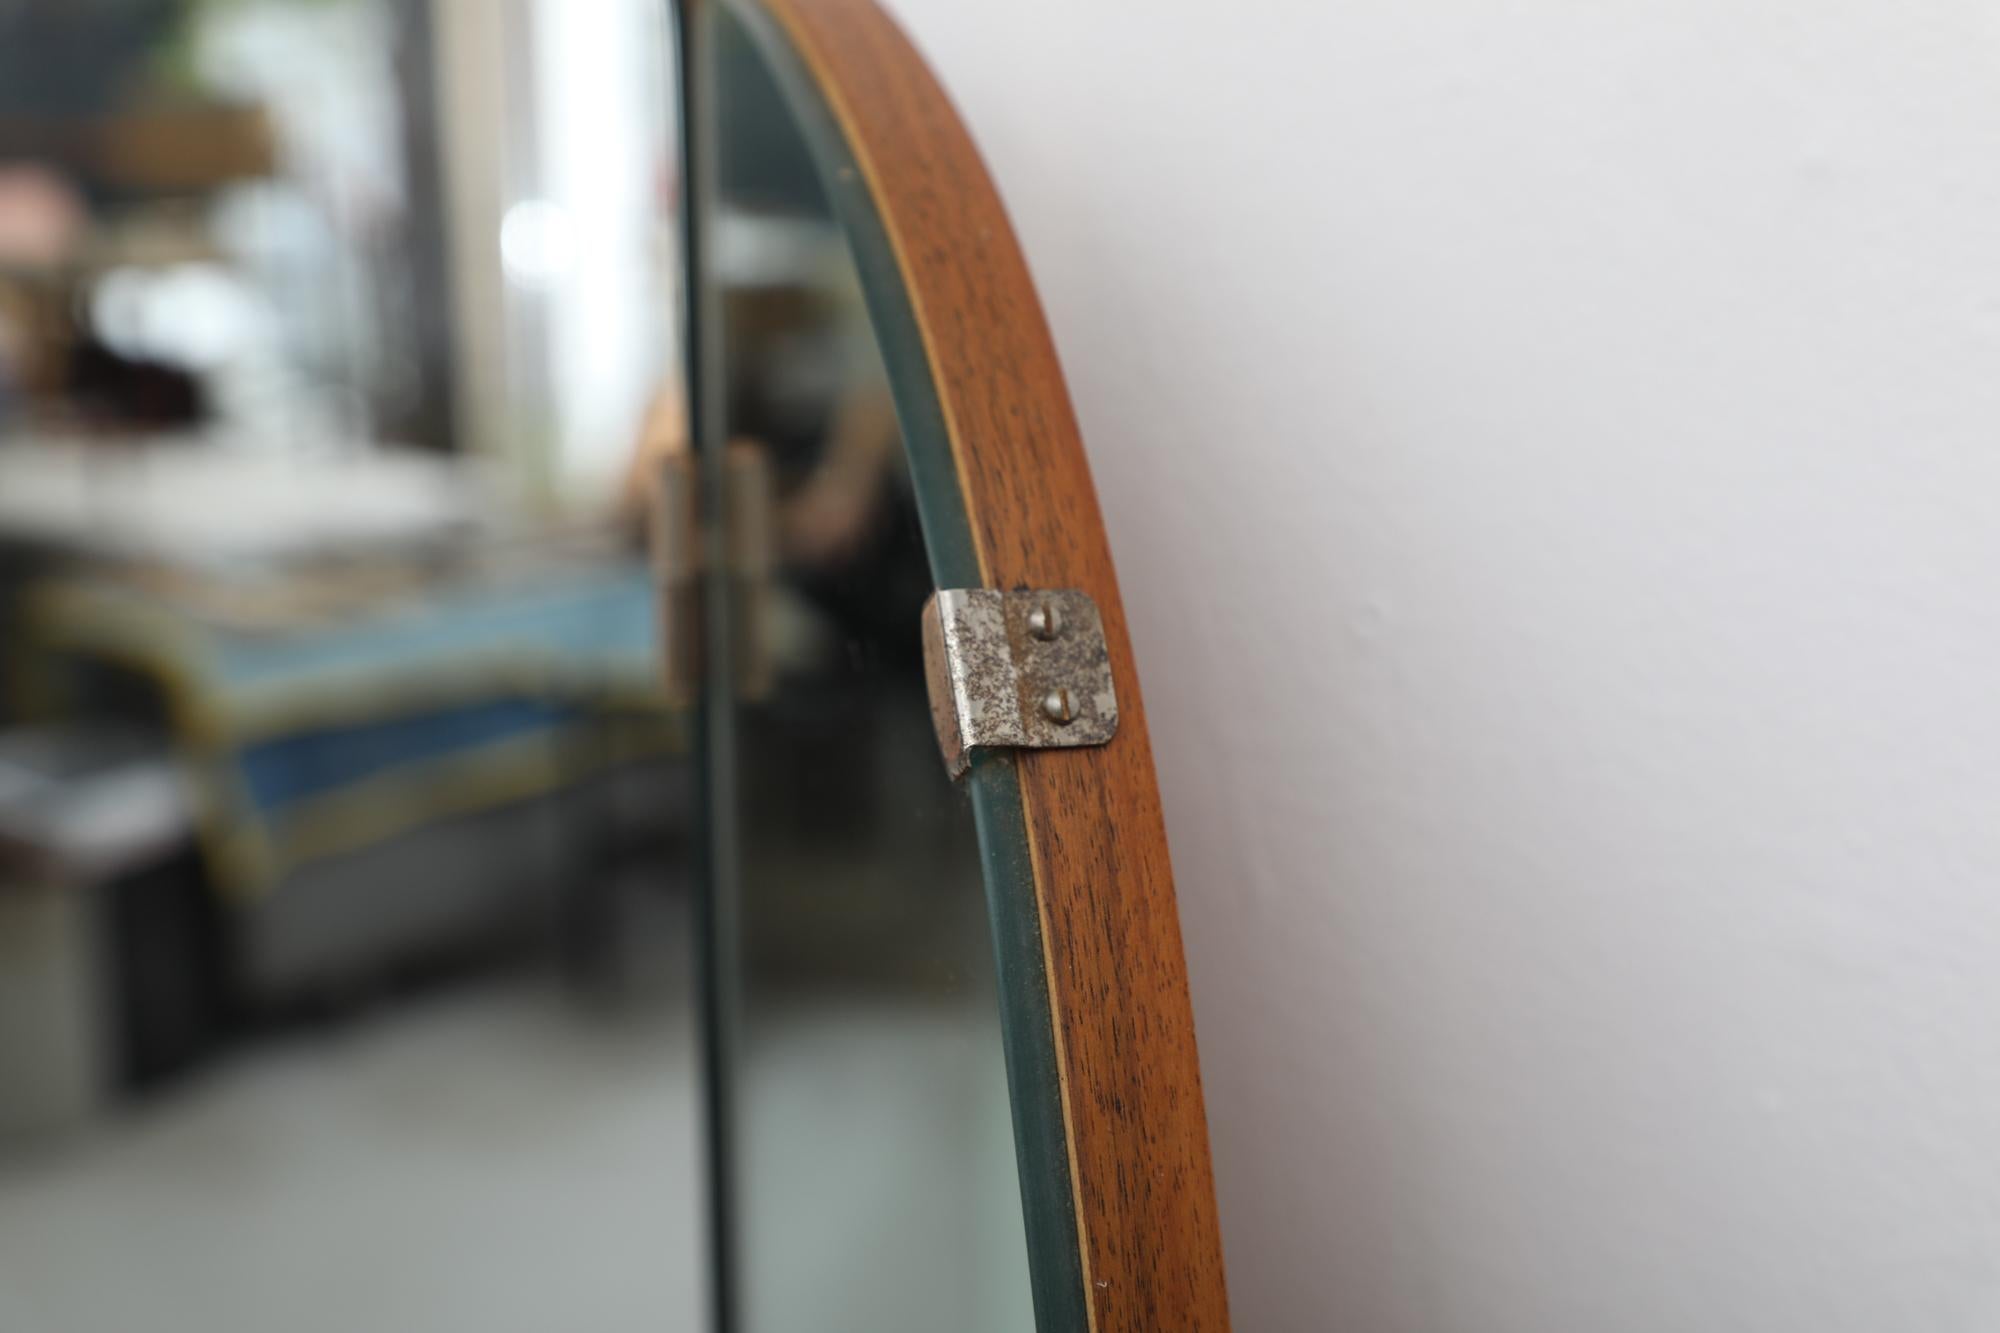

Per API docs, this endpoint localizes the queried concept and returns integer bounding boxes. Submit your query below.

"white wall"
[882,3,2000,1329]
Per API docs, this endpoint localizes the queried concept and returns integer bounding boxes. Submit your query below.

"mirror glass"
[0,2,703,1329]
[698,6,1036,1330]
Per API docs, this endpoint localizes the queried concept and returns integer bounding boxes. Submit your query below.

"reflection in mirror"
[701,7,1036,1330]
[0,2,700,1329]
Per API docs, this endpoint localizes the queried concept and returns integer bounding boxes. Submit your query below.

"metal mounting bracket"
[920,588,1120,779]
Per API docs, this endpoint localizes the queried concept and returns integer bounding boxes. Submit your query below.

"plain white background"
[881,2,2000,1329]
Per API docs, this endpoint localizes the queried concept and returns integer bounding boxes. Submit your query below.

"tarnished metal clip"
[920,588,1119,779]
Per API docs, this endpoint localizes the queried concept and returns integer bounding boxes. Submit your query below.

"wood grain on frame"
[748,1,1231,1327]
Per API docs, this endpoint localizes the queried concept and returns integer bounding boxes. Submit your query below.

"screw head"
[1040,687,1077,726]
[1027,603,1063,641]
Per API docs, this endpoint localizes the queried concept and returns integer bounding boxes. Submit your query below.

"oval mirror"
[0,1,1224,1328]
[674,2,1228,1329]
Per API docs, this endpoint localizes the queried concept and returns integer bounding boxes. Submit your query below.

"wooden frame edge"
[741,2,1231,1328]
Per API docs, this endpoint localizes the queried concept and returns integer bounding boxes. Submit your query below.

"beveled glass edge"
[670,5,742,1333]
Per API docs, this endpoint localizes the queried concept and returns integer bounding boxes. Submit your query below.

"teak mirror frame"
[678,2,1231,1328]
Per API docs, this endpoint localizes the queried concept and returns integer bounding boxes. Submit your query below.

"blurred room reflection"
[0,2,698,1330]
